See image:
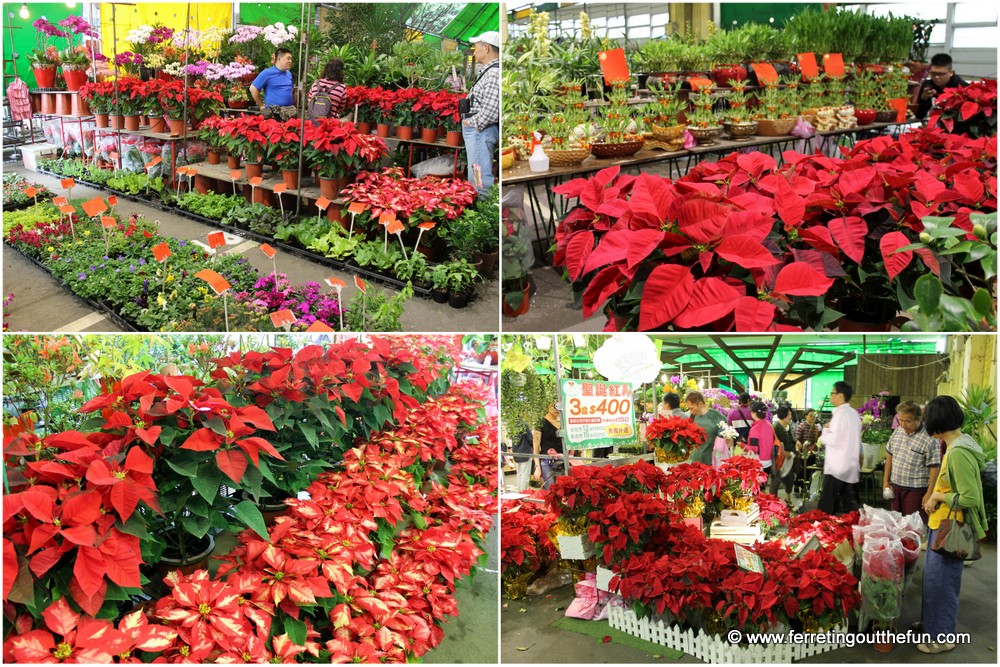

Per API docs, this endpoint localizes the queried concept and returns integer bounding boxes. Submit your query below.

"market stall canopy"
[425,3,500,45]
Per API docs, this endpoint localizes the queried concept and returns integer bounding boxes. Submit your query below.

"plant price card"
[560,379,637,449]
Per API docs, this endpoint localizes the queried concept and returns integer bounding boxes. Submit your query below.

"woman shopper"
[307,58,347,120]
[747,402,778,493]
[534,403,565,490]
[917,395,987,654]
[774,406,799,499]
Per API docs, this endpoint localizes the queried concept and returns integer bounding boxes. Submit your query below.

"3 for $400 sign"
[560,379,636,449]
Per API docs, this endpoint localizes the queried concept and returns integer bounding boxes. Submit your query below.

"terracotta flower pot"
[396,125,414,140]
[72,94,90,117]
[376,123,390,137]
[438,125,447,140]
[167,117,186,136]
[194,174,212,195]
[41,93,56,115]
[446,130,463,147]
[123,115,141,131]
[227,155,242,169]
[281,169,299,189]
[855,109,877,126]
[207,150,221,165]
[318,176,343,199]
[94,112,110,128]
[30,93,41,114]
[148,116,166,133]
[357,121,372,134]
[55,94,72,116]
[110,114,124,130]
[228,99,248,109]
[246,162,263,179]
[62,69,88,91]
[420,127,438,143]
[33,66,57,89]
[326,205,343,223]
[502,286,531,317]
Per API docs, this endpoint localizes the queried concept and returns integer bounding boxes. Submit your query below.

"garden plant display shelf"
[33,166,434,299]
[504,120,918,260]
[385,135,465,179]
[608,606,849,664]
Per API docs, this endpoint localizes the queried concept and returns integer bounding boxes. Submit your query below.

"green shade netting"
[238,2,304,28]
[440,3,500,44]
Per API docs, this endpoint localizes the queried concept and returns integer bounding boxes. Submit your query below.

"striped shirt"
[886,425,941,489]
[307,79,346,117]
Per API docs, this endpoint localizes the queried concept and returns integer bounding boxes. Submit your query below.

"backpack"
[308,92,333,120]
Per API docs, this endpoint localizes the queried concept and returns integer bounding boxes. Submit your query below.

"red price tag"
[230,170,243,180]
[752,63,779,86]
[270,309,297,328]
[152,242,172,262]
[348,202,367,215]
[248,176,263,187]
[325,277,346,289]
[82,198,108,217]
[59,204,76,215]
[24,186,38,198]
[306,321,334,332]
[353,275,366,293]
[61,178,76,189]
[259,243,277,258]
[823,53,845,78]
[889,98,908,123]
[107,195,118,206]
[194,269,232,295]
[798,52,819,80]
[315,196,331,210]
[273,183,287,194]
[100,216,117,228]
[387,219,404,234]
[207,231,226,249]
[52,196,67,206]
[598,47,629,85]
[687,77,714,91]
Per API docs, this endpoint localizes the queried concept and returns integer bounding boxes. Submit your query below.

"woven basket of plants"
[651,122,687,142]
[547,147,592,167]
[590,138,644,159]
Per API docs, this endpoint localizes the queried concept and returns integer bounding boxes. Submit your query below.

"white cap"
[470,31,501,50]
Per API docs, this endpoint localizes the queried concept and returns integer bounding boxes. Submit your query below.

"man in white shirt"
[818,381,862,514]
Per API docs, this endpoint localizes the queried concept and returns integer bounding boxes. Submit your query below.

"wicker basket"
[756,117,796,136]
[722,121,757,141]
[547,147,591,167]
[651,122,686,142]
[590,138,644,159]
[501,150,516,170]
[688,125,723,146]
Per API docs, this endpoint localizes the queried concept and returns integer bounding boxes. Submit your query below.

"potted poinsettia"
[302,118,390,198]
[660,461,720,526]
[392,87,424,140]
[929,78,998,138]
[79,81,116,127]
[586,491,675,566]
[270,119,304,189]
[716,455,768,511]
[645,415,706,463]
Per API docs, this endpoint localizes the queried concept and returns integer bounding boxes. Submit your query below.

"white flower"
[127,24,154,44]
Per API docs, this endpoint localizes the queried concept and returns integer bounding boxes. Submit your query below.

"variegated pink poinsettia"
[552,126,996,332]
[340,167,478,229]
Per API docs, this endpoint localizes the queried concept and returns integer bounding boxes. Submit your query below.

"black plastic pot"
[431,289,449,303]
[448,291,471,309]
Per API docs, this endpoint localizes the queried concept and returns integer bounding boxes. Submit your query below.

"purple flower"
[179,240,187,247]
[138,258,146,265]
[78,272,87,280]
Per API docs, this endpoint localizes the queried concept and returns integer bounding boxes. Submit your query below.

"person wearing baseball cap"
[461,31,501,196]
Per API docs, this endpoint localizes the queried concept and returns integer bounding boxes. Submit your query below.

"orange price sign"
[325,277,346,289]
[145,156,162,168]
[24,186,38,198]
[378,211,396,226]
[152,242,172,262]
[59,204,76,215]
[348,202,367,215]
[798,52,819,80]
[306,321,334,332]
[687,77,714,91]
[259,243,277,258]
[230,169,243,180]
[353,275,367,293]
[273,183,287,194]
[176,166,191,177]
[248,176,263,187]
[82,198,108,217]
[52,196,67,206]
[752,63,779,86]
[207,231,226,249]
[61,178,76,189]
[889,98,908,123]
[186,168,198,176]
[107,195,118,206]
[270,309,297,328]
[194,269,232,295]
[386,219,404,235]
[315,196,331,210]
[100,216,117,229]
[598,47,629,85]
[823,53,845,78]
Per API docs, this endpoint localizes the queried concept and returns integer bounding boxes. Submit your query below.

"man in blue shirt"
[250,48,294,109]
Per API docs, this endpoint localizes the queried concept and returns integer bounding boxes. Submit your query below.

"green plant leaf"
[165,456,199,478]
[191,466,223,503]
[299,422,319,449]
[972,288,993,317]
[913,274,942,313]
[181,513,211,538]
[232,500,270,541]
[285,616,307,646]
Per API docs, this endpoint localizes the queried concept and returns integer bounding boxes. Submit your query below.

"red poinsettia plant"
[660,461,720,508]
[785,509,860,551]
[501,498,557,579]
[587,491,676,565]
[645,415,706,462]
[755,492,790,529]
[546,460,665,530]
[412,89,465,132]
[340,167,478,229]
[717,455,768,497]
[302,118,389,179]
[157,79,223,121]
[928,79,997,138]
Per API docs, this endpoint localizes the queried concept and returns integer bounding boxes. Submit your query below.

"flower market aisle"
[501,540,997,665]
[4,166,499,332]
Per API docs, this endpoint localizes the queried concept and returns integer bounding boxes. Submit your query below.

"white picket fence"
[608,606,848,663]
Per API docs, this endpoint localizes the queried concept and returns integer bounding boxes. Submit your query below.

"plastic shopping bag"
[712,437,731,469]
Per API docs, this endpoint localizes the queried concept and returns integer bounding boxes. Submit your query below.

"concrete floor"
[3,166,499,332]
[502,266,606,333]
[500,471,998,664]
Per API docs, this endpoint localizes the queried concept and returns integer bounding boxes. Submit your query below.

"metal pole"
[553,334,571,477]
[293,2,311,218]
[181,3,190,171]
